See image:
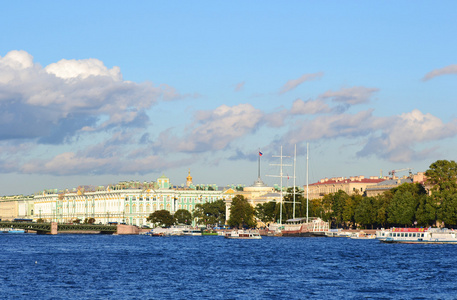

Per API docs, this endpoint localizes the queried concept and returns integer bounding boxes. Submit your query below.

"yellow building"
[0,195,34,221]
[224,177,278,221]
[305,176,387,200]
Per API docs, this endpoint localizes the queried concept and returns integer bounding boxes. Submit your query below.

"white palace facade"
[32,174,233,226]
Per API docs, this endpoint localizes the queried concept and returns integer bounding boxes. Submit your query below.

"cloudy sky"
[1,1,456,195]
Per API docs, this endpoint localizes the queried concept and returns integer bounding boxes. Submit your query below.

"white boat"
[375,228,391,241]
[350,231,376,239]
[0,228,25,234]
[182,229,202,236]
[279,217,329,237]
[325,229,352,237]
[224,230,262,239]
[380,227,457,244]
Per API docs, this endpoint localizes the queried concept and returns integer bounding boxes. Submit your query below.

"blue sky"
[1,1,456,195]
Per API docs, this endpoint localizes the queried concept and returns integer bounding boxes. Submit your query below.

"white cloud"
[276,108,457,163]
[290,98,332,115]
[20,151,176,176]
[282,110,375,145]
[423,64,457,81]
[45,58,122,80]
[358,109,457,162]
[279,72,323,94]
[157,104,264,153]
[0,50,180,144]
[0,50,34,71]
[319,86,379,105]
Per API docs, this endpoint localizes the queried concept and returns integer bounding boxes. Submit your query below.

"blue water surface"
[1,234,456,299]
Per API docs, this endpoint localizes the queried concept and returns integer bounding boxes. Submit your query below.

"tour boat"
[279,217,329,237]
[380,227,457,244]
[224,230,262,239]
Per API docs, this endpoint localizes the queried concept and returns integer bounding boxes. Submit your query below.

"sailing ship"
[272,143,330,237]
[279,217,329,237]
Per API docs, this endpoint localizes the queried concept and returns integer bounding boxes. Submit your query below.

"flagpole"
[258,148,261,179]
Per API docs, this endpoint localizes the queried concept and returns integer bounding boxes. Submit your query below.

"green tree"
[255,201,277,224]
[192,200,226,226]
[174,209,192,225]
[281,188,307,220]
[321,193,333,221]
[354,196,375,228]
[228,195,256,228]
[320,190,349,228]
[343,193,362,228]
[426,160,457,226]
[305,198,325,221]
[415,194,436,227]
[387,191,416,226]
[371,192,391,228]
[425,160,457,193]
[147,210,175,227]
[83,217,95,224]
[437,193,457,226]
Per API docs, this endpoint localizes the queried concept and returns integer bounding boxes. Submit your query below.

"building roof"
[310,177,385,186]
[376,178,413,186]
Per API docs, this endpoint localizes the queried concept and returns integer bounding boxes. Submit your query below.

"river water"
[1,234,456,299]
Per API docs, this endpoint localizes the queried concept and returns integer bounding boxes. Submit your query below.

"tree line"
[146,200,226,228]
[147,160,457,229]
[255,160,457,229]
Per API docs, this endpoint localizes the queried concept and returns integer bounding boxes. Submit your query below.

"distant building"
[0,195,34,221]
[305,176,387,200]
[365,172,427,197]
[186,169,193,187]
[32,175,233,226]
[225,176,276,221]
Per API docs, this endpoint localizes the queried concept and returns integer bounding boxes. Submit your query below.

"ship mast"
[306,142,309,223]
[293,144,296,219]
[268,146,291,225]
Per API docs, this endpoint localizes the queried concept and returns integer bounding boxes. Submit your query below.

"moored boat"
[224,230,262,239]
[182,229,202,236]
[0,228,25,234]
[381,227,457,244]
[350,231,376,239]
[279,217,329,237]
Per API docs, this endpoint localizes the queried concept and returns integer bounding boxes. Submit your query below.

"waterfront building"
[305,175,387,200]
[0,195,34,221]
[32,174,233,226]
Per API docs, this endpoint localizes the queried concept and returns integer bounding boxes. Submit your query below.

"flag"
[259,151,263,156]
